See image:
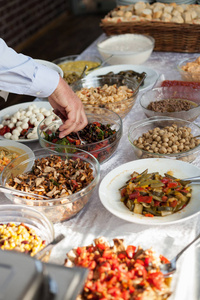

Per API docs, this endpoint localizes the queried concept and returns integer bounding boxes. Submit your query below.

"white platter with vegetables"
[99,158,200,225]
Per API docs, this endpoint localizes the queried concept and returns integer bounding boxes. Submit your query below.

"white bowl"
[97,34,155,65]
[34,59,64,77]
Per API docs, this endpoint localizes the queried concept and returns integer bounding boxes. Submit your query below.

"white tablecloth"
[1,34,200,299]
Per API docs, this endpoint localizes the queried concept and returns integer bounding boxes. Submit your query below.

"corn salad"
[0,222,46,256]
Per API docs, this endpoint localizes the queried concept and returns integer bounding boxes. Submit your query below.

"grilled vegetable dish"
[120,169,192,217]
[65,237,171,300]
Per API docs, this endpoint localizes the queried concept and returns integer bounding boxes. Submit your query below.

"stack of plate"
[156,0,196,4]
[116,0,151,6]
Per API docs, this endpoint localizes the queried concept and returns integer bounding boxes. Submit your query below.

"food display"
[58,60,100,85]
[5,154,94,199]
[1,149,100,223]
[0,104,53,140]
[133,123,200,155]
[97,34,154,65]
[178,56,200,82]
[0,222,46,256]
[0,147,19,173]
[64,237,171,300]
[42,121,117,162]
[103,70,146,86]
[120,169,192,217]
[147,98,197,113]
[161,80,200,88]
[38,108,122,164]
[102,2,200,24]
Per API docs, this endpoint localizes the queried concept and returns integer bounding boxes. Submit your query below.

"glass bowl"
[177,57,200,82]
[0,148,100,223]
[52,54,102,85]
[139,86,200,122]
[0,204,54,261]
[128,116,200,162]
[97,34,155,65]
[38,108,122,164]
[71,75,140,119]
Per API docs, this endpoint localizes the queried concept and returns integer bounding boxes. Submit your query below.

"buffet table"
[1,34,200,299]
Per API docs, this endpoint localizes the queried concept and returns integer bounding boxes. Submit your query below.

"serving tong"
[160,232,200,277]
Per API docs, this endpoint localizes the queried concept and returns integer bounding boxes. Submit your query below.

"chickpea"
[159,147,167,154]
[172,145,178,152]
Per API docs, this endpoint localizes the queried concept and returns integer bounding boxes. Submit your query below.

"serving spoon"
[160,232,200,277]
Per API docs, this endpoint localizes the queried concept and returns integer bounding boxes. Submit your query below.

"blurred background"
[0,0,115,109]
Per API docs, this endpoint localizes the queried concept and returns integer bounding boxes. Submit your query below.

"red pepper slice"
[93,121,101,127]
[129,191,140,199]
[167,182,178,188]
[137,196,152,203]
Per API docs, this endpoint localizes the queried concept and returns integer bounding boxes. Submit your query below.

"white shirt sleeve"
[0,38,60,98]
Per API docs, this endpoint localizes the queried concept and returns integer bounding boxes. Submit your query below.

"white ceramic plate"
[99,158,200,225]
[0,101,52,143]
[86,64,159,92]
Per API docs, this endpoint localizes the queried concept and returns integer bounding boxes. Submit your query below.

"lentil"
[147,98,197,113]
[0,222,45,256]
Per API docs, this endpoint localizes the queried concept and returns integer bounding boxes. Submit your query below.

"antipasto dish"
[64,237,171,300]
[120,169,192,217]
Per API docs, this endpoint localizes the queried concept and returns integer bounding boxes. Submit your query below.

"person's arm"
[0,38,59,97]
[0,38,87,134]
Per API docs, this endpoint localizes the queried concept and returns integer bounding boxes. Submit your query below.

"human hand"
[48,76,88,138]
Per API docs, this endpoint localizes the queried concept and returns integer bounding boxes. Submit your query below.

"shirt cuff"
[27,63,60,98]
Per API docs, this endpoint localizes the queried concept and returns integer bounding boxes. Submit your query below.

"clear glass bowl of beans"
[0,204,54,261]
[71,75,140,119]
[0,148,100,223]
[37,107,122,164]
[139,86,200,122]
[128,116,200,162]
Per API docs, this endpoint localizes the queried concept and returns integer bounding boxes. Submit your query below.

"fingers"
[59,108,88,138]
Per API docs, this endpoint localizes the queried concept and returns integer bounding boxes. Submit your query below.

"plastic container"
[0,148,100,223]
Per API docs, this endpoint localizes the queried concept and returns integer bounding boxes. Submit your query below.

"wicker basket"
[100,21,200,53]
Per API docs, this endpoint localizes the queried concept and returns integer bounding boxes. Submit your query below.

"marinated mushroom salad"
[0,222,46,256]
[64,237,171,300]
[119,169,192,217]
[5,155,94,199]
[0,104,53,140]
